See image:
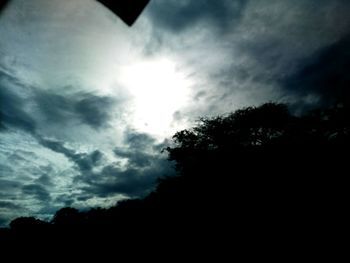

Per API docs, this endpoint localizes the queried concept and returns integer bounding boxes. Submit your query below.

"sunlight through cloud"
[120,58,192,136]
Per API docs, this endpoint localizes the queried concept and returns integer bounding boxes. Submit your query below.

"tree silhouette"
[160,102,348,246]
[9,217,48,231]
[52,207,81,227]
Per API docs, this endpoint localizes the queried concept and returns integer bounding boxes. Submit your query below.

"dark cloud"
[0,112,5,130]
[0,69,36,133]
[1,68,116,135]
[144,0,350,114]
[35,89,115,130]
[74,95,114,129]
[38,137,77,159]
[37,137,104,175]
[35,174,53,187]
[0,179,21,192]
[0,201,21,210]
[72,149,104,174]
[34,91,76,124]
[22,184,51,202]
[7,153,27,163]
[0,217,8,227]
[76,195,92,202]
[0,164,13,175]
[114,130,167,169]
[89,165,153,197]
[148,0,247,33]
[113,131,158,168]
[89,150,104,166]
[77,132,175,198]
[282,34,350,108]
[125,131,156,149]
[81,157,173,198]
[34,132,174,201]
[0,198,21,227]
[54,195,75,207]
[114,147,152,168]
[114,130,164,168]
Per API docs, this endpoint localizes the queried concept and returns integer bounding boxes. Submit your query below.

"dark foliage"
[0,102,348,255]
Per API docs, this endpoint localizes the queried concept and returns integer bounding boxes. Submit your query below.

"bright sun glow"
[120,58,192,136]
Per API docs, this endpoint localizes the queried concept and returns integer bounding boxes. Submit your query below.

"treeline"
[0,102,348,250]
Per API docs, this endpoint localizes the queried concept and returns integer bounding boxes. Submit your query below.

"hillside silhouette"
[0,102,348,254]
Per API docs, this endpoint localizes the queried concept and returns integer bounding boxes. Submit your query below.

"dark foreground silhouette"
[97,0,150,26]
[0,0,8,15]
[0,102,348,256]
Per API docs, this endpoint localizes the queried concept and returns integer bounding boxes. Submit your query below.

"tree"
[163,102,348,233]
[167,102,349,174]
[51,207,81,227]
[10,217,49,232]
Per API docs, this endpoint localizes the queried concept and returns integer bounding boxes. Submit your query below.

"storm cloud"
[283,34,350,108]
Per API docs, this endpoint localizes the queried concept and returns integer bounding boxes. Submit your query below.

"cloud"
[85,165,153,197]
[114,147,152,168]
[37,137,104,175]
[77,131,175,198]
[1,67,118,137]
[0,66,176,213]
[142,0,350,117]
[0,164,13,176]
[80,158,173,198]
[0,200,23,227]
[74,95,115,129]
[34,90,117,131]
[0,68,37,133]
[113,130,159,168]
[0,201,21,210]
[0,217,8,227]
[0,179,21,195]
[0,0,180,225]
[54,195,75,207]
[282,34,350,108]
[125,131,156,149]
[0,67,122,220]
[22,184,51,202]
[148,0,247,33]
[35,174,54,187]
[36,132,174,200]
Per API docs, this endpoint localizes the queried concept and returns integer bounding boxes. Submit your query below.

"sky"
[0,0,349,226]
